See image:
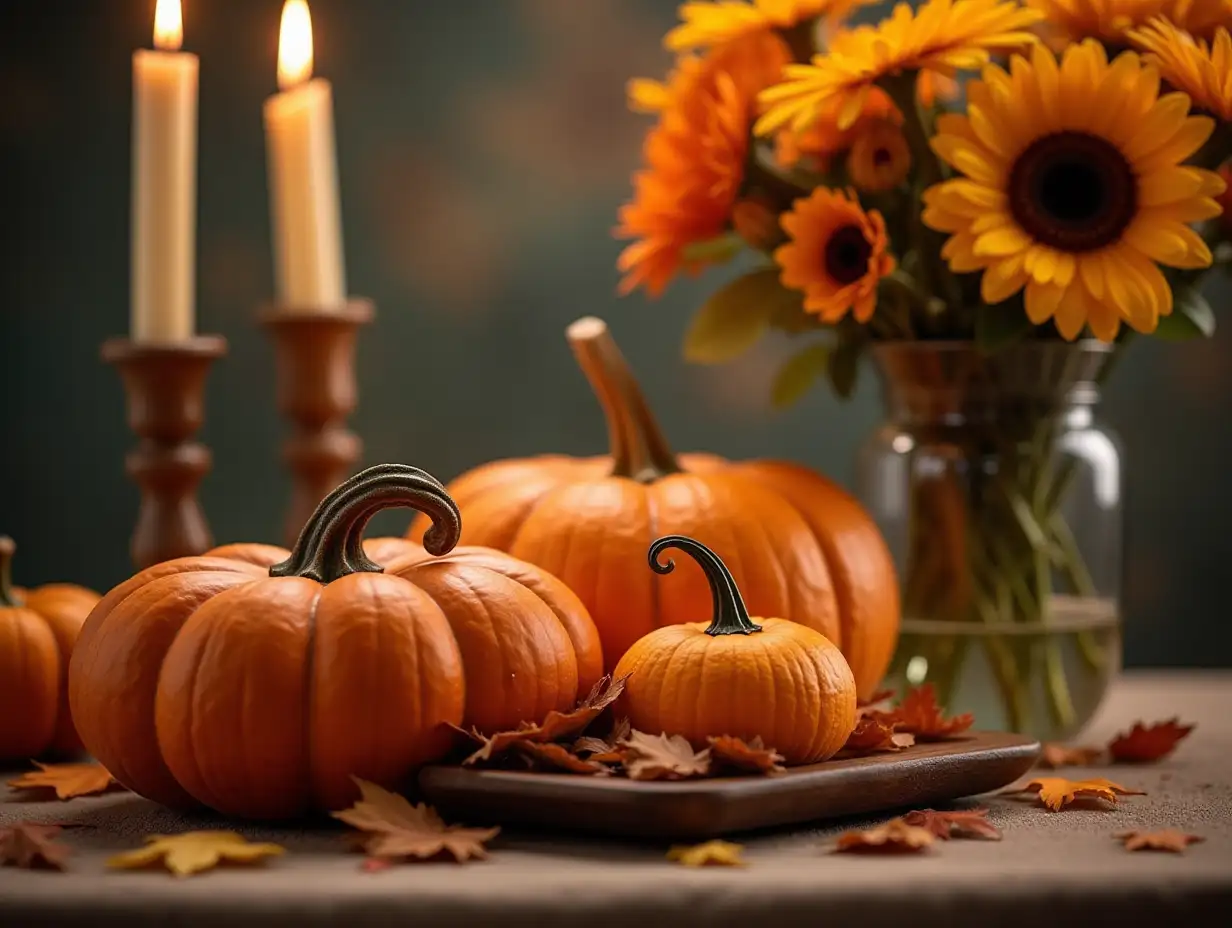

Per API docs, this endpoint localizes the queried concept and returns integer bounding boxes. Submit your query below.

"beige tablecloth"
[2,670,1230,927]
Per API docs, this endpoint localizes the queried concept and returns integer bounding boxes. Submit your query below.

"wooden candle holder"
[102,336,227,570]
[262,299,374,547]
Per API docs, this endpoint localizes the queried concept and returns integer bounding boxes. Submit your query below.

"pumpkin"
[68,464,603,819]
[407,316,899,700]
[0,537,101,761]
[614,535,856,765]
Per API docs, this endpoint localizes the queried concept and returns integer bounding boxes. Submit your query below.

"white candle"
[264,0,347,309]
[131,0,198,342]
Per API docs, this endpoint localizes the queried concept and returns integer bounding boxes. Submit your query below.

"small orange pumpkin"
[69,464,602,819]
[408,317,899,699]
[0,537,101,761]
[614,536,857,765]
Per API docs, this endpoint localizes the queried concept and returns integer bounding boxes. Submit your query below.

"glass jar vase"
[855,341,1123,741]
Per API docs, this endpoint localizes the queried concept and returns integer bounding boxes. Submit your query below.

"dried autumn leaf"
[620,730,711,781]
[572,716,631,764]
[865,684,974,740]
[107,831,284,877]
[834,818,934,854]
[1115,830,1205,853]
[515,741,610,775]
[1107,719,1195,763]
[332,777,499,865]
[1038,743,1104,769]
[903,808,1001,841]
[707,735,786,775]
[666,840,746,867]
[7,762,121,800]
[0,823,71,871]
[841,717,915,755]
[1004,777,1146,812]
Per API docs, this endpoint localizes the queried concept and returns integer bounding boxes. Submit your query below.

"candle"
[264,0,347,308]
[131,0,198,342]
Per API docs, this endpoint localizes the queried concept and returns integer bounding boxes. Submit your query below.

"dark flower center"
[824,224,872,285]
[873,147,893,167]
[1008,131,1137,252]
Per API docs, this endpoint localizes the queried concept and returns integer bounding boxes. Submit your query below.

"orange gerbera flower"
[1129,18,1232,120]
[847,120,912,191]
[1028,0,1232,45]
[666,0,872,52]
[775,86,901,167]
[775,188,896,321]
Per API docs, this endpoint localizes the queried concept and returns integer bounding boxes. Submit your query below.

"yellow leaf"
[683,268,784,364]
[7,762,119,800]
[771,343,830,409]
[667,840,746,867]
[1006,777,1146,812]
[107,831,285,878]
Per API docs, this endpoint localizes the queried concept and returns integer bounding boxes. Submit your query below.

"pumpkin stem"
[567,317,680,482]
[648,535,761,637]
[270,464,461,584]
[0,536,21,607]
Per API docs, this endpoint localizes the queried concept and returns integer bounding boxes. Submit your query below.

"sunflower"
[847,120,912,190]
[1128,18,1232,120]
[756,0,1044,135]
[922,41,1226,341]
[665,0,870,52]
[775,188,896,321]
[1028,0,1232,45]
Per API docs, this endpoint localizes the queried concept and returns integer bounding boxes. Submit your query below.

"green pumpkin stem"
[648,535,761,637]
[270,464,461,584]
[0,536,21,607]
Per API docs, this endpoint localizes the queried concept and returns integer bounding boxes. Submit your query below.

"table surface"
[2,670,1230,928]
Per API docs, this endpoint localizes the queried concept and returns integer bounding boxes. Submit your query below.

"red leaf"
[1107,719,1194,763]
[864,684,973,740]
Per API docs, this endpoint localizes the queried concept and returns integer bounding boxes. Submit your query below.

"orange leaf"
[619,731,711,781]
[1115,830,1204,853]
[1038,743,1104,769]
[864,684,973,740]
[666,840,746,867]
[834,818,934,854]
[572,716,631,764]
[1004,777,1146,812]
[707,735,786,775]
[7,762,121,800]
[515,741,611,775]
[841,717,915,755]
[902,808,1001,840]
[0,823,71,870]
[1107,719,1195,763]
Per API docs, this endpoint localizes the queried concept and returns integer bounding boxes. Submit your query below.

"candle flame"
[278,0,314,91]
[153,0,184,51]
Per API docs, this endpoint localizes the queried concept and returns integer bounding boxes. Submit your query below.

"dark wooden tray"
[418,731,1040,841]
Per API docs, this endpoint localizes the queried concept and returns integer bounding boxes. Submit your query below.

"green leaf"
[683,268,786,364]
[828,336,863,400]
[771,343,830,410]
[975,301,1034,351]
[1154,290,1215,340]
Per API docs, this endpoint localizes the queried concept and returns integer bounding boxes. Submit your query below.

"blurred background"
[1,0,1228,667]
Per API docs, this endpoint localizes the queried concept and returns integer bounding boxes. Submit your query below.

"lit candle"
[264,0,347,308]
[131,0,198,342]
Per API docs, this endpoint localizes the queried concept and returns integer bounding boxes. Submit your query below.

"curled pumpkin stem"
[271,464,461,584]
[648,534,761,637]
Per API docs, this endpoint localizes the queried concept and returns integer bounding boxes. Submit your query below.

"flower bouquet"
[616,0,1232,737]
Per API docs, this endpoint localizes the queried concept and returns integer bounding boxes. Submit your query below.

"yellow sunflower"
[756,0,1044,135]
[847,120,912,191]
[775,85,900,167]
[665,0,870,52]
[922,41,1226,341]
[1128,18,1232,120]
[1028,0,1232,45]
[775,187,896,321]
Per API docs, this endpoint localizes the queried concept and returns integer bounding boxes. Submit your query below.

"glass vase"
[855,341,1123,741]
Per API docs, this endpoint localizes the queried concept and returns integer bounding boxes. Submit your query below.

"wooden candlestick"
[102,336,227,570]
[262,299,373,547]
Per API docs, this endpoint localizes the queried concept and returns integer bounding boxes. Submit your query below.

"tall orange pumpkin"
[408,317,899,700]
[69,464,602,819]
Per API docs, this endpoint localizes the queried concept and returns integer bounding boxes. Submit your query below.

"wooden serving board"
[418,731,1039,841]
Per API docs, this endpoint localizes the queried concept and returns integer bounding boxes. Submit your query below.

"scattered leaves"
[619,731,712,781]
[834,818,934,854]
[864,684,974,740]
[7,762,121,800]
[332,778,499,865]
[707,736,785,775]
[1038,743,1104,769]
[107,832,284,877]
[572,717,631,764]
[0,823,71,870]
[840,717,915,755]
[515,741,610,775]
[1004,777,1146,812]
[667,840,747,867]
[903,808,1001,841]
[1115,830,1205,853]
[1108,719,1195,763]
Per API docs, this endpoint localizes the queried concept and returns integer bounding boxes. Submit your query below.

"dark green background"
[1,1,1228,666]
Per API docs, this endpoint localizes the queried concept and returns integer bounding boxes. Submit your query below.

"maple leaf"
[332,777,499,865]
[1107,719,1195,763]
[573,716,632,764]
[515,741,610,775]
[1038,743,1104,769]
[666,840,746,867]
[1115,830,1205,853]
[7,762,121,800]
[0,823,72,871]
[864,684,973,740]
[840,717,915,755]
[903,808,1001,841]
[834,818,934,854]
[619,730,712,781]
[1004,777,1147,812]
[107,831,284,877]
[707,735,786,775]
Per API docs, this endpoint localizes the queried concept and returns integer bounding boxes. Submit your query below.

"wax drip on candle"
[278,0,314,91]
[154,0,183,51]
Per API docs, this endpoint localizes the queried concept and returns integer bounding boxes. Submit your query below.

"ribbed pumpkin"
[408,317,899,700]
[69,464,602,819]
[0,537,100,761]
[615,536,856,765]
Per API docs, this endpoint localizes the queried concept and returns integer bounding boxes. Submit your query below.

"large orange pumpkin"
[409,317,899,700]
[0,537,100,761]
[69,464,602,819]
